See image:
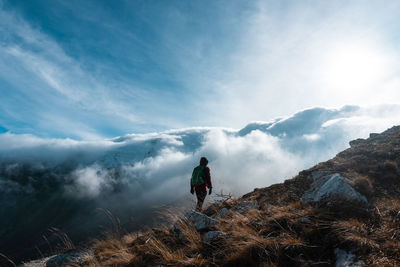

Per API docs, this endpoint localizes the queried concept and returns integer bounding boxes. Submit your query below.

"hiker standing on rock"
[190,157,212,212]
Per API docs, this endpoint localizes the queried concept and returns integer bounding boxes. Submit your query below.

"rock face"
[301,173,368,205]
[185,210,218,231]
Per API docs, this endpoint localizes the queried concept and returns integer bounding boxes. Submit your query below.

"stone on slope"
[301,173,368,205]
[185,210,218,231]
[45,249,92,267]
[212,208,229,219]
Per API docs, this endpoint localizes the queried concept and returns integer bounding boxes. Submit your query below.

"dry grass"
[76,202,318,266]
[82,214,208,266]
[60,195,400,266]
[350,174,374,199]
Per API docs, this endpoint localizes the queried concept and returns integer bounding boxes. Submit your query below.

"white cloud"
[1,104,399,200]
[67,165,111,198]
[0,4,144,138]
[200,1,400,128]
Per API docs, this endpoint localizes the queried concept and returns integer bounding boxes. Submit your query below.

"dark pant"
[195,190,207,212]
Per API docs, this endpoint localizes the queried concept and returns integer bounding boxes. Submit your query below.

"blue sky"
[1,0,400,139]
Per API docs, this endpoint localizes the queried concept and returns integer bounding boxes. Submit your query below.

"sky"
[1,0,400,139]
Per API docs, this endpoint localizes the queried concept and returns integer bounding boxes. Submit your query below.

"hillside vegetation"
[23,126,400,266]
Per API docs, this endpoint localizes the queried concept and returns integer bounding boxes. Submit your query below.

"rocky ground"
[20,126,400,266]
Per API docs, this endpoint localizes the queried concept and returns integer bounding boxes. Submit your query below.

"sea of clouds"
[1,104,400,200]
[1,104,400,261]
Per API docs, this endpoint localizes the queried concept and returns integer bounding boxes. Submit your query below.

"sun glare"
[322,43,388,94]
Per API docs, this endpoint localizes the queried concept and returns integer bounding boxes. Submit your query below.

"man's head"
[200,157,208,166]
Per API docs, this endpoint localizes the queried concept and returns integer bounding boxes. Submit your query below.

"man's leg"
[195,190,207,212]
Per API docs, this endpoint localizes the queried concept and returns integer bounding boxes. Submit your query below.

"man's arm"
[205,167,212,194]
[190,169,195,194]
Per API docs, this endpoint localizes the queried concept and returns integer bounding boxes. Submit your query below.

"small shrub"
[352,175,374,199]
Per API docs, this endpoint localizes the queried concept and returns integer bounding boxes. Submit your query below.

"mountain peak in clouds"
[238,105,361,138]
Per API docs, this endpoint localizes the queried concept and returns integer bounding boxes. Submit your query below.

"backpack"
[191,165,205,186]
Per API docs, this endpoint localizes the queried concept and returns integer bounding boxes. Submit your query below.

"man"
[190,157,212,212]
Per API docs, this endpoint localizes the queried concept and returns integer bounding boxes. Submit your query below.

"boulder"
[185,210,218,231]
[301,173,368,206]
[45,249,92,267]
[231,201,259,213]
[202,230,226,243]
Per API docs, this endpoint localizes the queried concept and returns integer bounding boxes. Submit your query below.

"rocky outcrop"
[172,210,226,245]
[301,173,368,206]
[173,202,259,242]
[349,138,366,147]
[185,210,218,231]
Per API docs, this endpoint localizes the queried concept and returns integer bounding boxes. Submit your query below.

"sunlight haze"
[0,0,399,139]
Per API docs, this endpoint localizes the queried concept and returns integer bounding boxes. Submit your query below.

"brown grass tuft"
[351,174,374,199]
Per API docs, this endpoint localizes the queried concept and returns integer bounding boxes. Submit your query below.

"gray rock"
[45,249,92,267]
[202,230,226,243]
[231,201,259,213]
[334,248,364,267]
[185,210,218,231]
[212,208,229,219]
[301,173,368,205]
[19,257,52,267]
